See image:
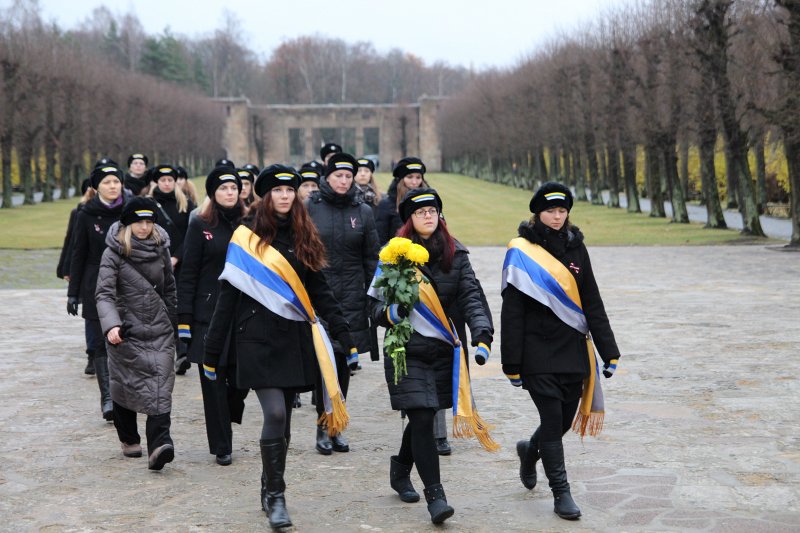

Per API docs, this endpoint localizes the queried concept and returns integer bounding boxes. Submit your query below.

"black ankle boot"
[315,425,332,455]
[516,428,540,489]
[260,438,292,529]
[423,483,454,524]
[94,356,114,421]
[539,440,581,520]
[84,350,95,375]
[389,456,420,502]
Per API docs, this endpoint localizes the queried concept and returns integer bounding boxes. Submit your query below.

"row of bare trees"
[439,0,800,246]
[0,3,225,208]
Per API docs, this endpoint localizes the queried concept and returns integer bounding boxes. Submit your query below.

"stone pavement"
[0,245,798,532]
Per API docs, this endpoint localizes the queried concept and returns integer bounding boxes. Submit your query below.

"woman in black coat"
[149,164,194,277]
[177,167,248,466]
[374,157,428,245]
[67,164,126,421]
[306,152,380,455]
[204,165,353,530]
[501,182,621,521]
[370,188,493,525]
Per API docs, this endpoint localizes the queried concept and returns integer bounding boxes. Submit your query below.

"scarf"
[219,225,349,435]
[368,266,499,452]
[501,237,605,438]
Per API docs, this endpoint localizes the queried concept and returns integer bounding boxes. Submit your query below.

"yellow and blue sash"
[502,237,605,437]
[369,265,500,451]
[219,225,349,435]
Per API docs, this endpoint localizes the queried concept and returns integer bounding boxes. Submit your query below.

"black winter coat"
[57,205,81,279]
[177,205,242,364]
[306,179,379,354]
[68,196,124,319]
[204,218,352,391]
[374,194,402,245]
[371,241,493,411]
[152,188,194,263]
[501,221,619,377]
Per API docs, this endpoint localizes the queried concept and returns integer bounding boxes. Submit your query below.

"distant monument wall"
[214,96,444,172]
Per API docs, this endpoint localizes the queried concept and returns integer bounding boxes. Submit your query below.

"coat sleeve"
[176,216,204,319]
[500,284,527,367]
[162,249,178,318]
[204,279,239,367]
[172,206,193,262]
[360,205,380,290]
[578,247,620,363]
[374,200,391,245]
[57,208,78,279]
[68,212,89,298]
[95,249,123,335]
[455,254,493,343]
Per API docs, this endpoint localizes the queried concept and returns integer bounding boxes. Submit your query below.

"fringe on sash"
[453,412,501,452]
[572,410,604,438]
[317,393,350,437]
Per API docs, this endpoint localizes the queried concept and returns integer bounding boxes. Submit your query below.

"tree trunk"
[786,139,800,247]
[589,150,603,205]
[699,132,727,228]
[537,145,548,183]
[20,142,35,206]
[753,132,767,214]
[573,148,588,201]
[646,143,666,217]
[663,138,689,223]
[622,144,640,213]
[679,137,690,200]
[723,142,739,209]
[549,147,560,181]
[606,144,621,208]
[1,142,12,209]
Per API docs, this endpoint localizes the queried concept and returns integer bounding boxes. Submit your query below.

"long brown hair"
[198,195,247,227]
[250,193,327,271]
[397,215,456,273]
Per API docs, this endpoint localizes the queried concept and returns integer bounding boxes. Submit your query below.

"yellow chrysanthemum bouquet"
[374,237,429,384]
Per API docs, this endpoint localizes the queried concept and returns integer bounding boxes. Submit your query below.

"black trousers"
[314,350,350,419]
[113,401,172,452]
[198,365,248,455]
[85,319,106,358]
[525,373,583,443]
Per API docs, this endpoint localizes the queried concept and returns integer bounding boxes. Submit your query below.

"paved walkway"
[0,245,798,532]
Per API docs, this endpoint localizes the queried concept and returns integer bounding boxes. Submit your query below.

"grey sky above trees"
[32,0,624,69]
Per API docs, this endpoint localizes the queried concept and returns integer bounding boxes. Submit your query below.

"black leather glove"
[67,297,79,316]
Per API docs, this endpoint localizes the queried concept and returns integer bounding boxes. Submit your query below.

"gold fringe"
[316,393,350,437]
[453,414,501,452]
[572,411,604,438]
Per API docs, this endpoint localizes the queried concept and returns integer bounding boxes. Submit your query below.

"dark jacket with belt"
[176,205,242,364]
[501,221,619,377]
[68,196,124,319]
[371,241,493,411]
[306,180,379,354]
[204,217,352,391]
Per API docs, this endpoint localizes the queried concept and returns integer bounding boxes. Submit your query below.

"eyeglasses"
[413,208,438,218]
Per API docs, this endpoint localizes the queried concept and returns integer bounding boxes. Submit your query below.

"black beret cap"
[215,158,236,170]
[243,163,260,175]
[320,143,342,160]
[120,197,159,226]
[393,157,426,180]
[236,168,256,183]
[255,164,300,198]
[357,157,375,173]
[90,164,123,190]
[175,166,188,179]
[298,162,321,184]
[324,153,358,178]
[151,164,177,182]
[529,181,573,214]
[399,187,443,223]
[94,157,119,169]
[205,167,242,198]
[127,153,149,167]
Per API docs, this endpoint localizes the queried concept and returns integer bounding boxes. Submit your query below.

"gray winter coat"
[96,222,177,416]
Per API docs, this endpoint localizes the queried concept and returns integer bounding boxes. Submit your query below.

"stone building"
[215,96,444,171]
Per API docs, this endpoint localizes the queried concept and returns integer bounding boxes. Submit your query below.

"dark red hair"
[250,194,327,271]
[397,216,456,273]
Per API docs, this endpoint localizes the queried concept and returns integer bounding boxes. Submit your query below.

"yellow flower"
[379,245,397,264]
[406,243,429,265]
[389,237,412,257]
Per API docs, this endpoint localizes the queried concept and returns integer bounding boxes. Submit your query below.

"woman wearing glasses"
[370,188,493,525]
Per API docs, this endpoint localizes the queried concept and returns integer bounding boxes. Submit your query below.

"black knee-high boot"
[260,438,292,529]
[539,440,581,520]
[94,356,113,421]
[516,427,540,489]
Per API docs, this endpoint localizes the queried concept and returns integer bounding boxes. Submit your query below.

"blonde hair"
[80,187,96,205]
[395,177,429,211]
[180,179,199,205]
[117,222,162,257]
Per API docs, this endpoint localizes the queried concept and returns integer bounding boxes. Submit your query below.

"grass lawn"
[0,172,770,249]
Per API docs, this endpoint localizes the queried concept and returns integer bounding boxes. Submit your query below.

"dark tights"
[528,388,580,443]
[396,408,439,487]
[255,388,295,441]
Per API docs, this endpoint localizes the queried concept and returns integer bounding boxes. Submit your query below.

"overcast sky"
[26,0,625,69]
